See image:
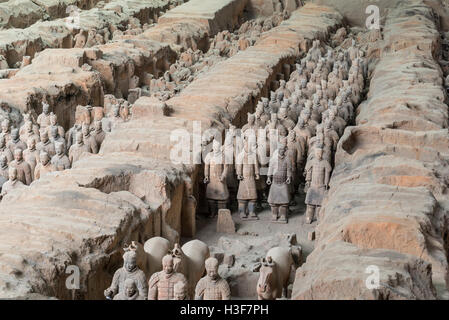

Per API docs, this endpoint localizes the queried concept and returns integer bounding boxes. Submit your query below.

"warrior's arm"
[305,162,312,182]
[91,140,99,154]
[147,274,159,300]
[287,157,292,179]
[236,163,242,176]
[267,157,273,177]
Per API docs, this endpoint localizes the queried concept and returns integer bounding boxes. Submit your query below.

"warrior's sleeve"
[147,273,159,300]
[267,156,273,177]
[136,270,148,299]
[220,279,231,300]
[286,157,292,179]
[324,161,332,185]
[235,152,243,176]
[91,139,99,154]
[204,154,210,178]
[194,278,206,300]
[254,153,259,176]
[5,149,13,162]
[34,165,40,180]
[305,161,313,182]
[222,162,229,178]
[25,163,32,185]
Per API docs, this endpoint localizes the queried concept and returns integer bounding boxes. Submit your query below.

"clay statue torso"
[305,158,332,206]
[267,153,292,205]
[51,154,71,171]
[34,162,55,180]
[195,277,231,300]
[23,149,39,173]
[236,151,259,200]
[1,179,24,197]
[110,267,148,299]
[9,160,32,185]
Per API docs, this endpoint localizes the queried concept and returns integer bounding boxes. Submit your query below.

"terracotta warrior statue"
[236,138,260,220]
[266,144,292,223]
[0,154,8,180]
[20,113,39,137]
[204,139,229,218]
[242,113,257,136]
[304,146,332,224]
[104,245,148,300]
[172,281,188,300]
[9,148,32,185]
[195,257,231,300]
[1,167,25,198]
[287,130,303,199]
[34,151,55,180]
[113,279,145,300]
[51,142,71,171]
[148,254,188,300]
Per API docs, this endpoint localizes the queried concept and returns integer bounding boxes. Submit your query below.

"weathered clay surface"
[0,0,175,68]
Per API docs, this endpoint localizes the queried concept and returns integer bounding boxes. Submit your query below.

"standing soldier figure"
[195,257,231,300]
[204,139,229,218]
[148,255,188,300]
[236,138,260,220]
[266,144,292,223]
[304,146,332,224]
